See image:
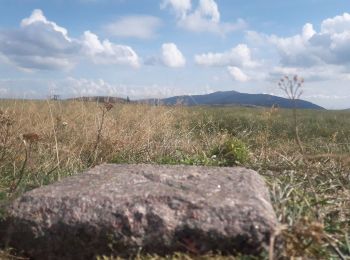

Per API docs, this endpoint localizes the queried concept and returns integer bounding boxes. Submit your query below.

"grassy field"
[0,100,349,259]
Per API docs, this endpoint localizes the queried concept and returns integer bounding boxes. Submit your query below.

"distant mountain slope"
[144,91,324,110]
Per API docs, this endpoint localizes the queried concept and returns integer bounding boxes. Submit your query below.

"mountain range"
[141,90,324,110]
[66,91,325,110]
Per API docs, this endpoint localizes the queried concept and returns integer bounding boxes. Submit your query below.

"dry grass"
[0,100,227,196]
[0,100,349,259]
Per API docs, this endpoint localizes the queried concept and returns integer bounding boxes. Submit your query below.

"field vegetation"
[0,99,349,259]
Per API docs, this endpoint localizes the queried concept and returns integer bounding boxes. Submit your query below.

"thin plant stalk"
[278,75,305,154]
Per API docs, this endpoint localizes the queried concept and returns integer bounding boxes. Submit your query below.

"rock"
[0,164,278,259]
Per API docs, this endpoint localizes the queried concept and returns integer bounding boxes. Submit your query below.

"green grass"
[0,100,349,259]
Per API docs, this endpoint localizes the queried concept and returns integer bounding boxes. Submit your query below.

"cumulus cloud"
[161,0,246,35]
[198,0,220,22]
[0,9,79,70]
[82,31,140,67]
[238,12,350,84]
[161,43,186,68]
[161,0,192,19]
[0,9,140,71]
[195,44,261,82]
[227,66,249,82]
[145,43,186,68]
[21,9,71,41]
[267,23,322,67]
[321,13,350,34]
[195,44,258,68]
[265,13,350,67]
[104,15,162,39]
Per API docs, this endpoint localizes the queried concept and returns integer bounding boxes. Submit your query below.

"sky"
[0,0,349,109]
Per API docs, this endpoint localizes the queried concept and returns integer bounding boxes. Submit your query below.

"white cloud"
[0,9,79,70]
[161,43,186,68]
[227,66,249,82]
[303,23,316,39]
[82,31,140,68]
[321,13,350,34]
[104,15,162,39]
[239,12,350,86]
[179,13,246,35]
[0,9,141,70]
[195,44,258,68]
[269,64,349,82]
[21,9,71,41]
[64,77,121,96]
[162,0,246,35]
[197,0,220,23]
[161,0,192,19]
[265,13,350,67]
[268,23,322,67]
[195,44,263,82]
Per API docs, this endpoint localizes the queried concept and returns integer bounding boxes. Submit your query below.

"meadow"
[0,99,349,259]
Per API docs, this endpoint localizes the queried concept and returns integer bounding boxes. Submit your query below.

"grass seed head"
[104,102,114,112]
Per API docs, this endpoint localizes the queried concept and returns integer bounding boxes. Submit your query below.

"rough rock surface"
[0,164,277,259]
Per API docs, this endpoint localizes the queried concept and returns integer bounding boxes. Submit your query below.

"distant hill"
[68,91,324,110]
[142,91,325,110]
[67,96,128,103]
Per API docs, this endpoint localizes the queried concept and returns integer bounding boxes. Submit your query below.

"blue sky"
[0,0,349,108]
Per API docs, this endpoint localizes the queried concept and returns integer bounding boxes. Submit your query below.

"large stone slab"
[0,164,277,259]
